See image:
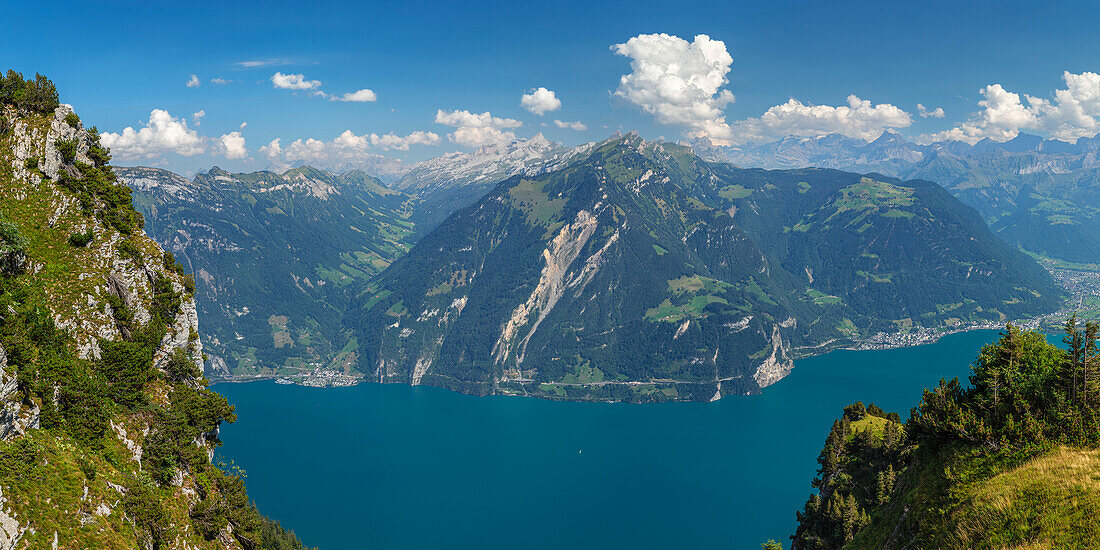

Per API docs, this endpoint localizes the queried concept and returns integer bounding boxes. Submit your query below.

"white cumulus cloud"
[100,110,251,161]
[553,119,587,131]
[917,104,946,118]
[100,109,206,159]
[926,72,1100,144]
[192,110,206,126]
[926,84,1033,143]
[729,95,912,143]
[271,72,322,91]
[434,109,522,128]
[216,131,248,159]
[334,89,378,102]
[434,109,522,147]
[521,87,562,115]
[259,138,283,159]
[186,74,201,88]
[369,130,439,150]
[449,126,516,148]
[211,77,230,85]
[611,33,736,142]
[261,128,438,165]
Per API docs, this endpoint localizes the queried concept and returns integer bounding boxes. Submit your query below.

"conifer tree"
[1085,320,1099,408]
[1063,314,1084,406]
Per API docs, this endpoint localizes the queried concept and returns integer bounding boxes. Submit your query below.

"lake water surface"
[216,329,999,549]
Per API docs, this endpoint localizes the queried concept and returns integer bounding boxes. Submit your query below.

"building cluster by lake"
[275,369,364,388]
[856,263,1100,351]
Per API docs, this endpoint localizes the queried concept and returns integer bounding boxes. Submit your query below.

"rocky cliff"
[0,72,307,549]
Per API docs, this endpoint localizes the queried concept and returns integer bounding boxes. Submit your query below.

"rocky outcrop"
[0,483,25,550]
[0,344,38,442]
[2,106,204,374]
[752,325,795,388]
[492,209,600,366]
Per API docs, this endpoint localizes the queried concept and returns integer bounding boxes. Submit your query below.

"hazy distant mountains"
[393,133,589,230]
[695,132,1100,262]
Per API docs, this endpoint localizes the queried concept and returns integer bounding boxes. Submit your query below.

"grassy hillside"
[790,320,1100,549]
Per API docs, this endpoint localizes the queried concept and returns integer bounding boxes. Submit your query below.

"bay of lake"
[216,329,998,549]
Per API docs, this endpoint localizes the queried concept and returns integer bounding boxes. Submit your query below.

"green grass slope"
[791,321,1100,549]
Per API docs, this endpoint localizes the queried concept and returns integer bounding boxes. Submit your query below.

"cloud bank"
[259,129,438,168]
[927,72,1100,143]
[730,95,913,143]
[100,109,247,160]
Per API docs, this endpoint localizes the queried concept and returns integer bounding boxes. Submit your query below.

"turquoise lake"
[215,329,999,549]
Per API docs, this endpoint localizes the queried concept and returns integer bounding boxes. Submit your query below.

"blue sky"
[4,0,1100,175]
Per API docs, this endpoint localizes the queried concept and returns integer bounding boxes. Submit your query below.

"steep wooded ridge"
[346,133,1061,402]
[119,164,416,380]
[117,135,591,382]
[0,72,308,549]
[696,132,1100,263]
[791,321,1100,549]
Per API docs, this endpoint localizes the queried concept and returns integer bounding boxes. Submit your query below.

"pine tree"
[842,494,862,543]
[1063,314,1085,406]
[993,324,1023,411]
[1085,321,1100,409]
[818,420,846,480]
[882,421,899,452]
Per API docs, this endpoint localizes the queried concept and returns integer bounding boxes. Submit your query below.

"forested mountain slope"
[697,132,1100,263]
[119,164,417,379]
[0,71,307,549]
[346,134,1061,402]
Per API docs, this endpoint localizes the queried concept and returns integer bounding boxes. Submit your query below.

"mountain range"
[346,133,1059,401]
[695,131,1100,263]
[119,164,417,379]
[393,133,588,230]
[119,131,1069,400]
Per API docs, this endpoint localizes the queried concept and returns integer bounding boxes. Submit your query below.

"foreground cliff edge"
[0,72,309,548]
[787,320,1100,549]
